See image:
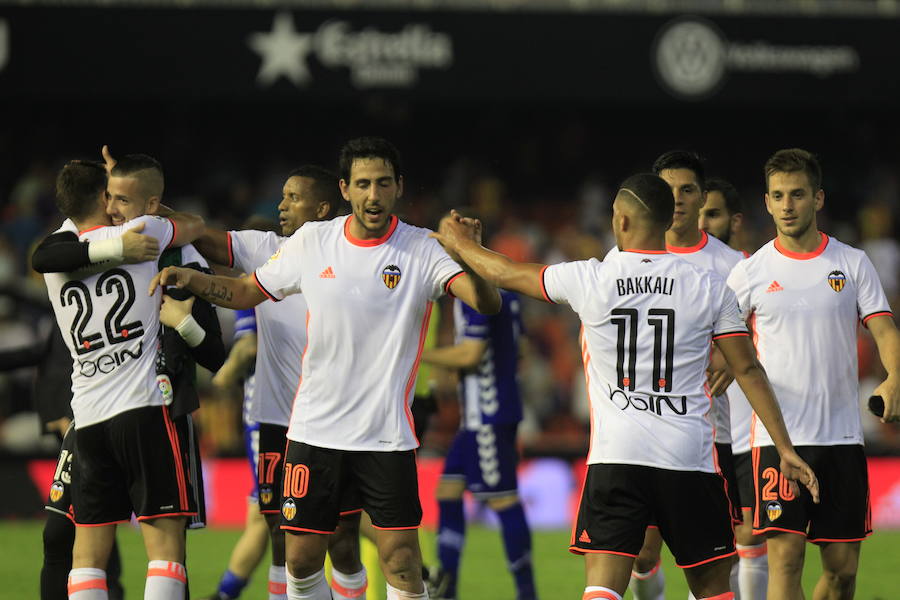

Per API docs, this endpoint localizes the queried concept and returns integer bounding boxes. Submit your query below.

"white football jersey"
[544,250,748,472]
[44,216,174,429]
[228,229,305,427]
[727,233,892,447]
[253,215,465,451]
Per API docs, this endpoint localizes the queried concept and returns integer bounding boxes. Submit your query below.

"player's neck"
[666,227,703,248]
[776,226,822,254]
[620,233,666,253]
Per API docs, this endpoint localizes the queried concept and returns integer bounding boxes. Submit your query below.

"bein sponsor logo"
[78,341,144,378]
[606,384,687,416]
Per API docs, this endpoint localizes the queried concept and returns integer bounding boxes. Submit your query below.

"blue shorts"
[442,424,520,498]
[243,419,260,503]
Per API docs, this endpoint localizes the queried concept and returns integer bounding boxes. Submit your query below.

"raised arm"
[715,334,819,502]
[434,210,544,304]
[191,226,231,267]
[866,314,900,423]
[150,266,267,310]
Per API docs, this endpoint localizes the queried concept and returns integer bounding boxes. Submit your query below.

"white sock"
[689,591,697,600]
[286,566,332,600]
[730,559,741,600]
[145,560,186,600]
[269,565,288,600]
[68,568,108,600]
[583,586,623,600]
[737,543,768,600]
[385,581,429,599]
[332,566,368,599]
[629,562,665,600]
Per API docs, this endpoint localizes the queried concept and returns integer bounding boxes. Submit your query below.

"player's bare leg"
[735,507,768,600]
[812,541,860,600]
[69,525,116,600]
[284,531,331,599]
[375,528,426,596]
[140,516,188,599]
[765,531,806,600]
[329,513,368,600]
[265,513,288,598]
[683,556,732,599]
[583,552,634,599]
[628,528,665,600]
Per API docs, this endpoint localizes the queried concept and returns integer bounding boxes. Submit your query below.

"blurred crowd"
[1,140,899,459]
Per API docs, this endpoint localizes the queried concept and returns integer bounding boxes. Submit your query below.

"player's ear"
[764,193,774,216]
[315,201,330,219]
[814,189,824,212]
[339,179,350,202]
[396,175,404,199]
[146,196,161,215]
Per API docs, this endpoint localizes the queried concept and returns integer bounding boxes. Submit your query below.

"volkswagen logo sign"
[653,17,727,100]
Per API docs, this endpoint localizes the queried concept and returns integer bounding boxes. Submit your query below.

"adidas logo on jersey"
[579,529,591,543]
[319,266,335,279]
[766,280,784,293]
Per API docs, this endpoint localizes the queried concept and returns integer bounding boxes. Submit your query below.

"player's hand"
[160,294,195,328]
[872,376,900,423]
[149,266,193,295]
[121,222,160,264]
[101,144,117,174]
[779,450,820,504]
[706,346,734,396]
[431,210,480,258]
[45,416,72,436]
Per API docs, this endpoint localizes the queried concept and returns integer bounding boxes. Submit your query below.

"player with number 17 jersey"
[44,215,174,429]
[543,250,748,472]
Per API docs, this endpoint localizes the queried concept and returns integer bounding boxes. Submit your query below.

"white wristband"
[88,237,124,263]
[175,314,206,347]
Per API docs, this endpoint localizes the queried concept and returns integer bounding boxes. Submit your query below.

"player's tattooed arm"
[867,315,900,423]
[150,266,266,309]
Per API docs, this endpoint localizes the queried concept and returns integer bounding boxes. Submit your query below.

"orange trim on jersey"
[737,544,767,559]
[582,590,621,600]
[252,272,279,302]
[773,232,828,259]
[78,224,107,235]
[580,327,596,466]
[667,230,709,254]
[226,231,234,268]
[68,578,108,594]
[862,311,893,326]
[165,217,177,249]
[568,547,639,557]
[402,302,433,446]
[281,525,337,534]
[676,549,737,568]
[444,271,466,297]
[147,562,187,583]
[162,407,189,512]
[269,581,288,594]
[631,561,661,579]
[742,250,751,258]
[287,311,311,426]
[344,215,398,247]
[539,265,555,303]
[330,579,369,598]
[712,332,749,340]
[372,524,421,530]
[621,249,668,254]
[136,511,198,521]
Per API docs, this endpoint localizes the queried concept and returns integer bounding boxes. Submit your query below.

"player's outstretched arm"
[150,266,267,310]
[191,226,231,267]
[31,223,160,273]
[716,334,820,503]
[434,210,545,304]
[422,339,488,369]
[867,315,900,423]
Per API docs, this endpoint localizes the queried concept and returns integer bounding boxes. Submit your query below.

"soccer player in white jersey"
[605,153,745,600]
[192,166,368,600]
[43,160,204,600]
[430,172,818,600]
[150,137,501,600]
[727,148,900,600]
[700,178,769,599]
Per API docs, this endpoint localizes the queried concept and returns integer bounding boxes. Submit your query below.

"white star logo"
[247,12,313,87]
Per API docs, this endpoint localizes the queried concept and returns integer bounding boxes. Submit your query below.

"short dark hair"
[338,137,402,182]
[705,177,743,215]
[764,148,822,191]
[55,160,107,221]
[618,173,674,229]
[652,150,705,191]
[111,153,165,196]
[287,165,342,219]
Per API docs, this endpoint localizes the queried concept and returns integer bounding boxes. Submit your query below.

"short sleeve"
[229,230,283,272]
[253,228,305,301]
[125,215,173,249]
[458,300,490,340]
[726,261,753,321]
[542,260,595,310]
[712,275,749,339]
[855,251,893,326]
[422,236,465,301]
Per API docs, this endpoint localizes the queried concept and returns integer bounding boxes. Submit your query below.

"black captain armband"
[31,232,90,273]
